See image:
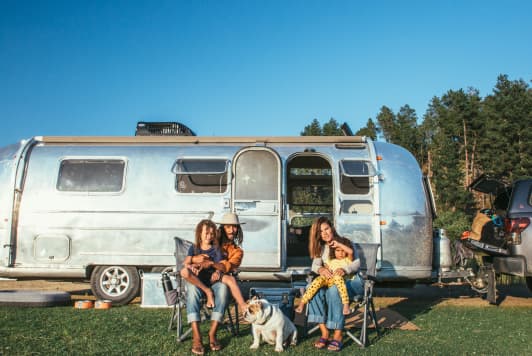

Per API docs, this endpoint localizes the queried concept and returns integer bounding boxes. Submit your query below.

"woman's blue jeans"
[307,274,364,330]
[185,281,229,323]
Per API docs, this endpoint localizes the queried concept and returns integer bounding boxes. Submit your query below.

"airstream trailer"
[1,134,438,304]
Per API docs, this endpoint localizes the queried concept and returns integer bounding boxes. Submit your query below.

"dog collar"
[256,305,274,325]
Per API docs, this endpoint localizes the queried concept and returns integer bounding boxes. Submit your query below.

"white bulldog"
[244,297,298,352]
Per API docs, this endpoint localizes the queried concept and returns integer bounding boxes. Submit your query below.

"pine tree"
[395,105,422,161]
[322,118,344,136]
[376,106,396,142]
[424,91,477,213]
[479,75,532,181]
[355,118,379,140]
[301,118,344,136]
[301,118,322,136]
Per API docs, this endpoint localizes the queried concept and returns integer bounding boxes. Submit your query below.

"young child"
[181,219,246,312]
[296,237,354,315]
[180,219,222,308]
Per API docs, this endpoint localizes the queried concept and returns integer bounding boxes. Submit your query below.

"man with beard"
[186,213,245,355]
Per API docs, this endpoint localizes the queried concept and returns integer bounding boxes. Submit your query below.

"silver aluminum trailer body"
[0,136,433,304]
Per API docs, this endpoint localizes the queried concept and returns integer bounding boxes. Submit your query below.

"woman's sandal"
[327,340,343,352]
[314,337,329,349]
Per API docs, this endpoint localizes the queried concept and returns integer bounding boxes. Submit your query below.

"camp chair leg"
[369,300,380,337]
[345,303,369,348]
[362,302,369,346]
[175,301,190,342]
[223,301,240,336]
[346,330,365,347]
[178,325,192,342]
[307,324,320,336]
[228,303,239,336]
[235,303,239,335]
[347,299,381,348]
[168,304,178,332]
[224,308,235,335]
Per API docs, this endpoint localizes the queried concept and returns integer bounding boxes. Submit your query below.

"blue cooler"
[249,287,299,319]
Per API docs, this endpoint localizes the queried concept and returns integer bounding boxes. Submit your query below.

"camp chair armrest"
[228,269,241,277]
[365,275,378,282]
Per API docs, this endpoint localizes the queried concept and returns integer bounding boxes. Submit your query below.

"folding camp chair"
[166,237,239,342]
[301,242,381,348]
[345,242,381,347]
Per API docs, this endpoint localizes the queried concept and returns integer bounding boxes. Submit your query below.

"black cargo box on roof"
[135,121,196,136]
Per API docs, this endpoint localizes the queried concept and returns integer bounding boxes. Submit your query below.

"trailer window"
[57,159,125,192]
[234,150,278,200]
[339,160,376,195]
[173,159,228,194]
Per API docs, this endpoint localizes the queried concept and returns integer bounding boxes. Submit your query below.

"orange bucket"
[94,300,112,309]
[74,300,94,309]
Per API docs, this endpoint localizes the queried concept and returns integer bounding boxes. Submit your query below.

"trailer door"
[232,147,281,269]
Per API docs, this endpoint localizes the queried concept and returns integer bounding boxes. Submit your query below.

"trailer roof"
[39,136,367,144]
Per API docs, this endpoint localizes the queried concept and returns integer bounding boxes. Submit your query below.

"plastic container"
[94,300,112,309]
[74,300,94,309]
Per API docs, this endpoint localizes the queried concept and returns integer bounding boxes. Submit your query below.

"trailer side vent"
[135,122,196,136]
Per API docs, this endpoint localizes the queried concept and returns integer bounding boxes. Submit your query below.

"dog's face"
[243,297,266,324]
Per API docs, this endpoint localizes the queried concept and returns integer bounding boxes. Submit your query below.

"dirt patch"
[0,279,91,293]
[375,283,532,307]
[437,295,532,307]
[0,279,141,304]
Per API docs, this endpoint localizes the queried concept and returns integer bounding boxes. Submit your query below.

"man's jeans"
[307,274,364,330]
[186,281,229,323]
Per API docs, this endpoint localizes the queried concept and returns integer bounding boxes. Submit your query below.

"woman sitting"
[305,216,364,352]
[295,235,354,315]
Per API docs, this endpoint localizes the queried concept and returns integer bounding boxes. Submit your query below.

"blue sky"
[1,1,530,147]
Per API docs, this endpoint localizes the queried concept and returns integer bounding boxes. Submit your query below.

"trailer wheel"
[526,277,532,294]
[151,266,174,274]
[90,266,140,306]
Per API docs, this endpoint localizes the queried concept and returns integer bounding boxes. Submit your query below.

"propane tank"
[433,228,452,272]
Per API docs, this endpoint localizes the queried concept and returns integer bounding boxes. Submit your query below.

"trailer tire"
[526,277,532,294]
[0,290,71,307]
[151,266,174,274]
[90,266,140,306]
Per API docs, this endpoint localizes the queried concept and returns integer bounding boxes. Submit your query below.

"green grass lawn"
[1,303,531,355]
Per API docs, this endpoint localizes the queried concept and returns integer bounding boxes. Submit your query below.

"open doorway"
[286,154,333,267]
